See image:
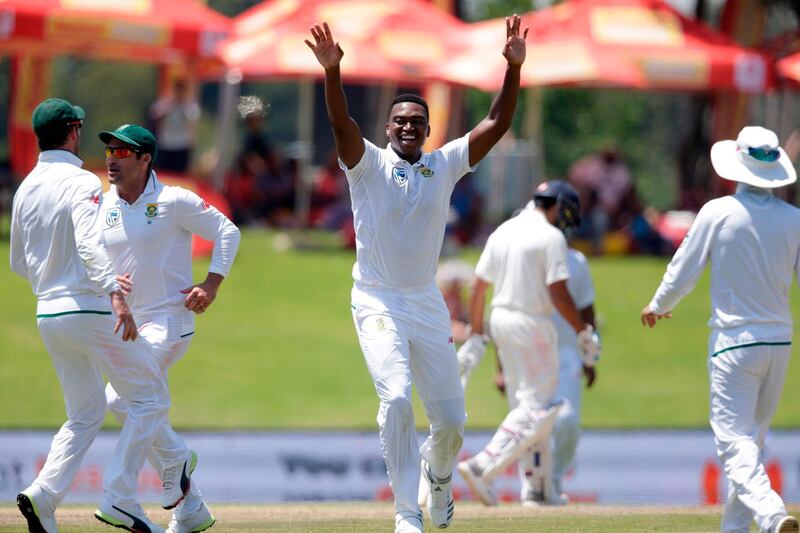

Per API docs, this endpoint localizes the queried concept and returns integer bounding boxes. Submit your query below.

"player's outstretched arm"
[467,14,528,167]
[305,22,364,169]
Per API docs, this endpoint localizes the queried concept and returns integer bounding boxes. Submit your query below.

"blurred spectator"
[148,78,200,174]
[225,96,295,226]
[435,259,474,344]
[0,158,14,239]
[448,173,484,245]
[568,148,633,253]
[310,150,351,231]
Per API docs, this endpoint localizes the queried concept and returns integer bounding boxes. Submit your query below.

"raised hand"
[305,22,343,70]
[502,14,528,67]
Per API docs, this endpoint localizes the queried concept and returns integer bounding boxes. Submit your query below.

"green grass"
[1,229,799,430]
[0,502,767,533]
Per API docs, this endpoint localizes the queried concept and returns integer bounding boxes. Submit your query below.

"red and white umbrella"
[0,0,230,65]
[219,0,467,83]
[777,51,800,87]
[433,0,774,92]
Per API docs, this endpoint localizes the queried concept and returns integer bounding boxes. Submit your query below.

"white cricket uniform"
[10,150,169,510]
[551,249,595,489]
[344,136,474,517]
[474,202,568,490]
[648,185,800,533]
[100,172,240,515]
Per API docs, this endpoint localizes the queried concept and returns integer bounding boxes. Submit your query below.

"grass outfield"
[1,229,799,430]
[3,502,791,532]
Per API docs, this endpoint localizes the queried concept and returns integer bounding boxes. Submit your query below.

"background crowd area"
[0,0,798,259]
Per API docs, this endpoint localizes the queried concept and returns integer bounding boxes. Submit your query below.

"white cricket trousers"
[105,311,199,510]
[709,341,791,533]
[552,351,583,489]
[34,312,169,509]
[351,282,466,518]
[486,308,558,488]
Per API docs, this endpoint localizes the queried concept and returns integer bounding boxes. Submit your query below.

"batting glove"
[458,333,488,388]
[577,325,601,368]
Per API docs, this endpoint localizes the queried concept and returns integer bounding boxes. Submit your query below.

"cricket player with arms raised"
[642,126,799,533]
[306,16,527,533]
[11,99,170,533]
[98,124,240,533]
[455,181,599,506]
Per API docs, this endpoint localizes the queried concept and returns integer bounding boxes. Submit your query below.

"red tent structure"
[777,52,800,87]
[218,0,467,83]
[0,0,230,65]
[434,0,775,92]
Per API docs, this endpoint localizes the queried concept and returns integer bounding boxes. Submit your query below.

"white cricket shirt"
[10,150,119,316]
[100,172,240,316]
[649,185,800,341]
[341,135,475,288]
[553,248,595,351]
[475,203,569,318]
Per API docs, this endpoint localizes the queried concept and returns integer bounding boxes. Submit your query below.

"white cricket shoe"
[422,459,454,529]
[94,502,165,533]
[17,485,57,533]
[395,511,423,533]
[776,515,799,533]
[167,502,216,533]
[162,451,198,509]
[457,457,497,507]
[417,469,430,508]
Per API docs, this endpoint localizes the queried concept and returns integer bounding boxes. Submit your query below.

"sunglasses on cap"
[67,120,82,129]
[105,146,140,159]
[746,146,780,163]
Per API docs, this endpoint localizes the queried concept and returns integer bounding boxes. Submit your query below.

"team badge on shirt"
[145,203,159,218]
[392,166,407,186]
[105,207,121,227]
[420,167,435,178]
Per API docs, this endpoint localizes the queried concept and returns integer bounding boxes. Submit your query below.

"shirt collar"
[39,149,84,167]
[385,144,430,168]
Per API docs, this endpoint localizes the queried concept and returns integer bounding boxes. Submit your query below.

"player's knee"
[428,397,466,434]
[379,395,414,423]
[68,395,107,431]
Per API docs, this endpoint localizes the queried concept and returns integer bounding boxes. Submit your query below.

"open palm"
[502,14,528,67]
[305,22,343,69]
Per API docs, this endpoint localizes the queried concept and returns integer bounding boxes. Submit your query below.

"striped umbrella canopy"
[777,51,800,87]
[0,0,230,66]
[218,0,467,83]
[433,0,774,93]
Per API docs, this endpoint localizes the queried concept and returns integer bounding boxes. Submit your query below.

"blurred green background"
[2,229,799,430]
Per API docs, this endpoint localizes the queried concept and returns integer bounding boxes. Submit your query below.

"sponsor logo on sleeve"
[90,194,100,204]
[105,207,121,227]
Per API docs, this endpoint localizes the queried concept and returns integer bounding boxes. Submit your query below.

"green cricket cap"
[31,98,85,136]
[99,124,158,161]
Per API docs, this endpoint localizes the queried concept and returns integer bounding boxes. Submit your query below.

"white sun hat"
[710,126,797,188]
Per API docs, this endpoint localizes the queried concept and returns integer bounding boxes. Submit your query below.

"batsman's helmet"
[533,180,581,234]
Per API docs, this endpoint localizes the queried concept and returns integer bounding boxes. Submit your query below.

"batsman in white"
[97,124,240,533]
[11,99,170,533]
[306,15,527,533]
[456,180,600,507]
[548,244,597,504]
[642,126,799,533]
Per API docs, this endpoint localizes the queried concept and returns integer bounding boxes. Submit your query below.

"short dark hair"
[37,123,76,151]
[389,94,429,120]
